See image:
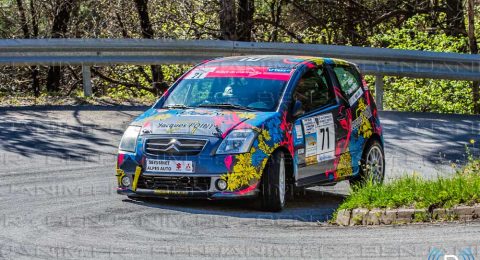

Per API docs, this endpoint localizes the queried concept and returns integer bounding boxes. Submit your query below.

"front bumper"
[116,185,259,199]
[116,166,260,199]
[116,133,266,199]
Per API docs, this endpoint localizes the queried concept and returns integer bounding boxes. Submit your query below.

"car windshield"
[161,67,289,111]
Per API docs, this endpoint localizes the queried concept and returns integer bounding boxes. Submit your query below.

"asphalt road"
[0,106,479,259]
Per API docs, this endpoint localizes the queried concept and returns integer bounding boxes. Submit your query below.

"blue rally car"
[116,55,384,212]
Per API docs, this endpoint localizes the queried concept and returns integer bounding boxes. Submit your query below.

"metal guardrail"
[1,38,479,109]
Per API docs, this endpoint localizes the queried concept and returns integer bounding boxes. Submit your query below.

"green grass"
[338,160,480,211]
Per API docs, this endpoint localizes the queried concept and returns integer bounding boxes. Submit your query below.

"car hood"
[133,107,274,138]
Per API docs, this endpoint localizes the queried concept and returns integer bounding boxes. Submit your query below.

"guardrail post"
[375,74,384,110]
[82,65,92,97]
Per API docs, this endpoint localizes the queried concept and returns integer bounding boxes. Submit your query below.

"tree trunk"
[220,0,237,40]
[115,12,129,38]
[134,0,154,38]
[134,0,166,95]
[46,0,76,93]
[15,0,29,38]
[467,0,479,114]
[16,0,40,97]
[30,0,38,37]
[237,0,254,41]
[445,0,467,37]
[30,0,40,97]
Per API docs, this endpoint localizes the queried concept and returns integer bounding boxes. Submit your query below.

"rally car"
[116,55,384,212]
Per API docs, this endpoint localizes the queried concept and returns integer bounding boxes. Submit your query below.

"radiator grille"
[144,138,207,156]
[138,176,211,191]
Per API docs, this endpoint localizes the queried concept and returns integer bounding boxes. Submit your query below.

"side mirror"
[292,100,305,118]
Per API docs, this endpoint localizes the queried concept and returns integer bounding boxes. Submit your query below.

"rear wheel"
[350,139,385,188]
[260,151,286,212]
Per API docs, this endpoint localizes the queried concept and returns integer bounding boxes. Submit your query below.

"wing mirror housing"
[292,100,305,118]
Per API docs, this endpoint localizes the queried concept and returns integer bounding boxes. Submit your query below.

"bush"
[368,15,473,114]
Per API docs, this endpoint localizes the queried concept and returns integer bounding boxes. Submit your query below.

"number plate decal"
[302,113,336,164]
[145,159,194,173]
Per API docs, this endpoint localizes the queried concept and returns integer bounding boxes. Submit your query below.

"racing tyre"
[350,139,385,188]
[260,151,286,212]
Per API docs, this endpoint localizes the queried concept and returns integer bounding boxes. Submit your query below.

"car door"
[329,64,366,177]
[293,66,348,185]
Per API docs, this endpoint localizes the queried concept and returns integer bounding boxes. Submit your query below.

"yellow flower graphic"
[257,129,278,155]
[152,114,172,121]
[221,148,264,191]
[359,115,373,139]
[238,112,256,119]
[220,128,279,191]
[336,151,353,177]
[356,99,373,139]
[116,168,126,186]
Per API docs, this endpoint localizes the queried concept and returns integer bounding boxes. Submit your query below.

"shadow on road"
[0,107,135,161]
[381,111,480,167]
[124,189,346,223]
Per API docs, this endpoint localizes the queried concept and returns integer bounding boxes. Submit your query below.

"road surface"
[0,106,479,259]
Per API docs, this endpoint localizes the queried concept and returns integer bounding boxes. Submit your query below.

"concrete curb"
[335,204,480,226]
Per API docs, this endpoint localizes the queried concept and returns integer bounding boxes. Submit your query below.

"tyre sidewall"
[260,151,286,212]
[362,139,385,183]
[351,139,385,187]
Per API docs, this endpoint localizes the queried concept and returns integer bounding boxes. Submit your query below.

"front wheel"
[350,139,385,188]
[260,151,286,212]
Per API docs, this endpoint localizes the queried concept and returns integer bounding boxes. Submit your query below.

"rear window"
[332,66,363,105]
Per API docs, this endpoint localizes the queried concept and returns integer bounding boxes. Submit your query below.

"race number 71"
[319,127,330,150]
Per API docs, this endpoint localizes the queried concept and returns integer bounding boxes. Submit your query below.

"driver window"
[293,68,335,113]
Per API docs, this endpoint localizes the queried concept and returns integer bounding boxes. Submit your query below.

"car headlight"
[119,125,141,152]
[216,129,257,155]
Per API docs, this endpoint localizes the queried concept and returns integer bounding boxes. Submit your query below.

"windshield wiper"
[164,104,190,109]
[198,103,256,111]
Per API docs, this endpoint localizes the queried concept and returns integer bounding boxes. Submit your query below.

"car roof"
[204,55,353,68]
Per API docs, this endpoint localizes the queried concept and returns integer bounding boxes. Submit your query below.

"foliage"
[0,1,479,111]
[368,15,473,114]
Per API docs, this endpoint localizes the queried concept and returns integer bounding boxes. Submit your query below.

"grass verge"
[337,160,480,211]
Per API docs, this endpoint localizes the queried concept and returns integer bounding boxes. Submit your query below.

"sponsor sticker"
[295,124,303,139]
[184,67,216,79]
[317,153,335,162]
[146,159,194,173]
[153,119,217,135]
[238,56,265,62]
[267,67,292,73]
[154,190,189,195]
[302,118,316,134]
[304,135,317,158]
[352,106,372,130]
[348,87,363,106]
